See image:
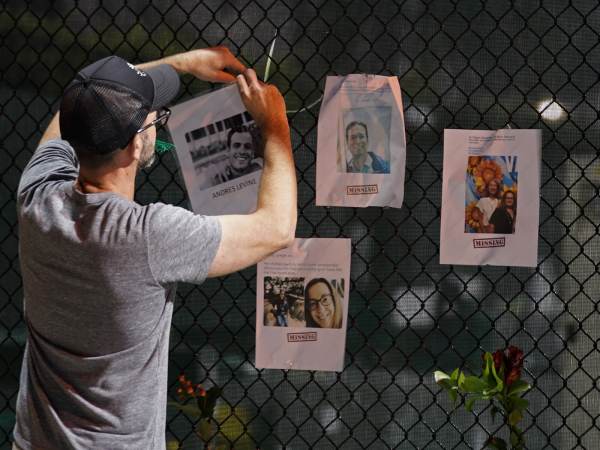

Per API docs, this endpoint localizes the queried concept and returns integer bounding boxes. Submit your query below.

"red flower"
[493,346,524,386]
[492,350,504,372]
[506,367,521,385]
[505,346,524,370]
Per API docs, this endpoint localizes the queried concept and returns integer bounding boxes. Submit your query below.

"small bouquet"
[168,374,222,448]
[434,346,531,450]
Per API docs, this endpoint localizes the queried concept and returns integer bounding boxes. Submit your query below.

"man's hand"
[139,47,246,83]
[236,69,288,137]
[207,71,296,278]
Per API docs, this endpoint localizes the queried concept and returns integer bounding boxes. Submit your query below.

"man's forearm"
[255,127,297,245]
[136,54,186,73]
[205,71,295,278]
[136,47,246,83]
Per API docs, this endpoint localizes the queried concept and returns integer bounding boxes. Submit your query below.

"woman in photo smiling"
[304,278,343,329]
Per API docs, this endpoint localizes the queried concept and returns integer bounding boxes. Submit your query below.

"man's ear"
[111,134,143,170]
[127,133,144,162]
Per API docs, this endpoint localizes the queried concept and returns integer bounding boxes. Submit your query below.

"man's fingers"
[211,71,237,84]
[237,73,250,97]
[224,55,247,75]
[243,69,261,89]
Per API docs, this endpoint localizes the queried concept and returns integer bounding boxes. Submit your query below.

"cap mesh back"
[60,80,150,155]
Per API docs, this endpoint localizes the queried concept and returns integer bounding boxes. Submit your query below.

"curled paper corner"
[290,240,309,258]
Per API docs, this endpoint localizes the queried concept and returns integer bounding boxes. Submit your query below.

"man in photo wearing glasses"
[213,126,263,185]
[13,47,296,450]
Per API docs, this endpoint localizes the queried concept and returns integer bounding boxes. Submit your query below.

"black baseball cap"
[60,55,180,155]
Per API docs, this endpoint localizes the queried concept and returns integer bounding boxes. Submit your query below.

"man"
[213,127,262,184]
[13,47,296,450]
[345,121,390,174]
[475,178,501,232]
[285,294,306,327]
[268,284,289,327]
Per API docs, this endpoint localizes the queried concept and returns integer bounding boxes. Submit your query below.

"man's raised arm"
[207,69,297,277]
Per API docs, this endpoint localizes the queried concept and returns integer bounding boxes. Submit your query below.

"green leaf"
[508,379,531,397]
[482,353,493,381]
[450,368,460,382]
[465,395,484,412]
[490,405,499,422]
[510,430,520,447]
[168,401,203,418]
[490,359,504,391]
[434,371,460,403]
[457,371,466,388]
[485,437,507,450]
[508,408,523,426]
[511,396,529,411]
[460,375,488,394]
[481,382,503,399]
[448,388,458,404]
[437,379,454,392]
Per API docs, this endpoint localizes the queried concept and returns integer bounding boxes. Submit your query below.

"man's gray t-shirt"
[13,139,221,449]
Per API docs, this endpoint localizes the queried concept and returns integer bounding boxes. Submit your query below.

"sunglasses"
[136,108,171,134]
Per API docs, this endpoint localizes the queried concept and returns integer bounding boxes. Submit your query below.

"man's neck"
[77,166,137,201]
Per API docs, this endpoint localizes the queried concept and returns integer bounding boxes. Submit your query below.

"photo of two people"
[464,155,518,235]
[263,276,344,329]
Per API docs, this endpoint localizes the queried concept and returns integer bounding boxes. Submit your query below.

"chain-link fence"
[2,0,600,448]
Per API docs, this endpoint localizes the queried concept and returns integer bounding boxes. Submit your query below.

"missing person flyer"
[440,129,541,267]
[256,238,351,372]
[167,85,262,215]
[316,74,406,208]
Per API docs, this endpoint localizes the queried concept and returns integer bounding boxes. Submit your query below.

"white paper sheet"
[256,238,351,372]
[440,129,541,267]
[316,74,406,208]
[167,85,262,215]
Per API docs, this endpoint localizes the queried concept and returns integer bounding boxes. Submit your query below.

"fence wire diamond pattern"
[1,1,599,448]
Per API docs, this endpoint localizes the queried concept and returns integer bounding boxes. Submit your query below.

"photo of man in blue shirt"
[345,121,390,174]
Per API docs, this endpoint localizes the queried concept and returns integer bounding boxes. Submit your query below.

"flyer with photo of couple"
[256,238,351,372]
[440,129,541,267]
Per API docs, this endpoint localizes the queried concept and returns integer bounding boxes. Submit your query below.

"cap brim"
[146,64,180,110]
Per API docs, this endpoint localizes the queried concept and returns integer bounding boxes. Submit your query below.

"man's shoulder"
[368,152,390,174]
[249,159,263,170]
[18,139,78,201]
[142,202,194,222]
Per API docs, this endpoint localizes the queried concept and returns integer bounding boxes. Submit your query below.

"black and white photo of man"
[213,126,262,184]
